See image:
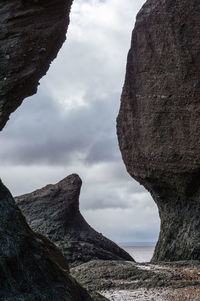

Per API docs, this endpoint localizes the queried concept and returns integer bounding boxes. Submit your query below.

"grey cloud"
[82,206,159,244]
[0,0,158,245]
[80,167,154,210]
[80,194,132,210]
[0,89,121,166]
[0,0,144,168]
[85,136,120,164]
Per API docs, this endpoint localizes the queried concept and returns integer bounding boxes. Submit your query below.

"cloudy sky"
[0,0,160,245]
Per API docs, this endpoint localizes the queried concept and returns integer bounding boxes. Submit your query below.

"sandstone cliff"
[0,0,72,130]
[117,0,200,261]
[16,174,134,266]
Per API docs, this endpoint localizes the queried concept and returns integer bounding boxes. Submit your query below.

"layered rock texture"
[0,179,92,300]
[0,0,72,130]
[16,174,134,266]
[117,0,200,261]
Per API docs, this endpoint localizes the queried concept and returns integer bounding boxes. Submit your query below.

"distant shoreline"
[119,242,156,247]
[122,245,155,262]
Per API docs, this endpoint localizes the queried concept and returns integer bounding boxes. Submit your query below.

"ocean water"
[122,246,155,262]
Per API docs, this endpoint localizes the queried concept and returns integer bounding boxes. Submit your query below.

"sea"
[122,244,155,262]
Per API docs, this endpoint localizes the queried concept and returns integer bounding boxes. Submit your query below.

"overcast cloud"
[0,0,160,244]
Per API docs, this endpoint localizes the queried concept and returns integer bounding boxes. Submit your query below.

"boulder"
[16,174,134,266]
[117,0,200,261]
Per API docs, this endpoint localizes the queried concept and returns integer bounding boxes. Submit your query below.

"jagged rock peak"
[0,179,92,300]
[23,173,82,216]
[16,174,135,266]
[0,0,73,130]
[117,0,200,261]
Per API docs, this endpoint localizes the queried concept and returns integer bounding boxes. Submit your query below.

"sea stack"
[117,0,200,261]
[16,174,134,266]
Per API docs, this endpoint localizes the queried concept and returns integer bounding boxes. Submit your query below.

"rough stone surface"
[71,259,200,293]
[16,174,134,266]
[117,0,200,261]
[0,1,95,299]
[0,0,72,130]
[0,179,93,300]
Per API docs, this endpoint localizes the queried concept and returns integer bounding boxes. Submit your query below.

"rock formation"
[0,179,92,300]
[0,1,94,299]
[16,174,134,266]
[0,0,72,130]
[117,0,200,261]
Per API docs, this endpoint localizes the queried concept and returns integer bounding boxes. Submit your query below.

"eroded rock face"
[0,0,72,130]
[117,0,200,261]
[16,174,134,266]
[0,179,92,300]
[0,1,95,299]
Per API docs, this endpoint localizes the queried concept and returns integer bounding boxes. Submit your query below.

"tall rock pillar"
[117,0,200,261]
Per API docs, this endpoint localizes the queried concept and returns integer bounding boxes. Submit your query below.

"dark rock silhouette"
[0,0,72,130]
[0,1,94,299]
[117,0,200,261]
[16,174,134,266]
[0,179,92,300]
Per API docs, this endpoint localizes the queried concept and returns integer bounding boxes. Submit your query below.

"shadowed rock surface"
[16,174,134,266]
[0,0,72,130]
[0,179,93,300]
[117,0,200,261]
[0,1,96,299]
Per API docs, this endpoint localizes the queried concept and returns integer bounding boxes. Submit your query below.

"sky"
[0,0,160,245]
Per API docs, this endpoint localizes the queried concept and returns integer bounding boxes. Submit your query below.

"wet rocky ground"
[71,260,200,300]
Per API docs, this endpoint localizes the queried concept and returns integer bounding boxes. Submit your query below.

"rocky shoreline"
[71,260,200,300]
[0,0,200,299]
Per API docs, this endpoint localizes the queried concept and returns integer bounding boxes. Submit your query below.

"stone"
[16,174,134,266]
[0,179,92,300]
[117,0,200,261]
[0,1,95,299]
[71,260,200,300]
[0,0,73,130]
[71,260,200,292]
